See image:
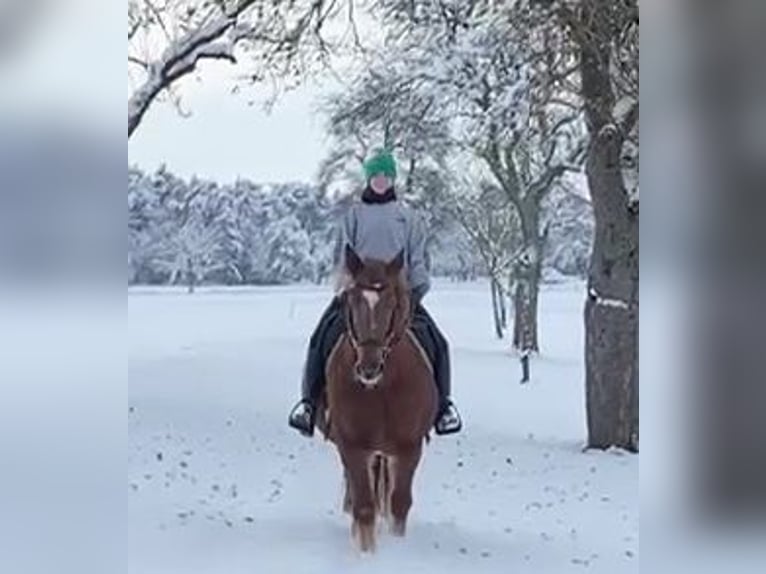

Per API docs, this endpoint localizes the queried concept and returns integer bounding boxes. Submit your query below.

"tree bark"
[512,263,540,353]
[129,76,166,139]
[583,133,638,451]
[499,282,508,328]
[511,200,542,354]
[490,277,503,339]
[186,257,196,294]
[578,0,639,452]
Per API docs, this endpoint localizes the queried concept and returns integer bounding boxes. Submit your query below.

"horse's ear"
[345,244,364,278]
[386,249,405,277]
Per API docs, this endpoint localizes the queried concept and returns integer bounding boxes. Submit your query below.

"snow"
[588,287,632,311]
[129,279,637,573]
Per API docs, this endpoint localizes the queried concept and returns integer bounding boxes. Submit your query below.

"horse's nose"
[355,363,383,385]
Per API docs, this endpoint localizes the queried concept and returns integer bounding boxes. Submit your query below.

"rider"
[287,149,462,437]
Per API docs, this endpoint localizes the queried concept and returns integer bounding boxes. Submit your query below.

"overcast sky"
[128,61,339,185]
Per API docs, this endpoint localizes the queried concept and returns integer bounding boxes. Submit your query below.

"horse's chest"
[326,344,435,447]
[330,384,398,442]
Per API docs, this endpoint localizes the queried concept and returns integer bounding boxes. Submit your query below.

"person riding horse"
[288,150,462,437]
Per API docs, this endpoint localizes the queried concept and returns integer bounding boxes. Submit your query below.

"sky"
[128,60,339,185]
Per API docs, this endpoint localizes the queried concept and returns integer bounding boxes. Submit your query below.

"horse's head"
[342,244,410,388]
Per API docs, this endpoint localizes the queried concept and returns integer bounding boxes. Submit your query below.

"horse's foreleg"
[340,446,376,552]
[374,455,392,522]
[389,443,423,536]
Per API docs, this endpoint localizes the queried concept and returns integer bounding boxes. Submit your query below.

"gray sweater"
[336,201,431,299]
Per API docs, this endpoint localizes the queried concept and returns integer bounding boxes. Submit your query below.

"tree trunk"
[499,282,508,328]
[512,202,542,354]
[496,277,503,339]
[511,263,540,353]
[579,0,639,451]
[186,257,196,294]
[583,136,638,451]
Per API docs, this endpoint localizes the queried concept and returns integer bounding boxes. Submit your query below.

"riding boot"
[430,321,462,435]
[287,347,323,436]
[412,303,462,435]
[288,297,345,437]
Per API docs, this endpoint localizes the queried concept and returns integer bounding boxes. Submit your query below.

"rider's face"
[369,174,392,194]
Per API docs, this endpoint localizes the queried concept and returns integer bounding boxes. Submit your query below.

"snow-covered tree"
[542,179,593,278]
[264,214,313,283]
[550,0,639,451]
[128,167,343,286]
[323,0,587,350]
[127,163,589,289]
[449,176,520,339]
[128,0,344,138]
[319,59,453,199]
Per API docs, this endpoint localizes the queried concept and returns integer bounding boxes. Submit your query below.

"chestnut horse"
[316,245,438,552]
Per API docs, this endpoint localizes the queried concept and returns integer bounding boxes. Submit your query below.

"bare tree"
[478,101,585,353]
[128,0,341,138]
[450,179,519,339]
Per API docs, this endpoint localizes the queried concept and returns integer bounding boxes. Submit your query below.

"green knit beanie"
[363,150,397,181]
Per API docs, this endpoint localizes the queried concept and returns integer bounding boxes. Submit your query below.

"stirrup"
[288,400,315,437]
[435,402,462,435]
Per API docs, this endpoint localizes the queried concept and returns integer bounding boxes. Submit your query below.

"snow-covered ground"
[129,280,638,573]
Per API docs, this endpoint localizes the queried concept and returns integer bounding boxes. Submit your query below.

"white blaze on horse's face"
[350,285,389,387]
[362,289,380,312]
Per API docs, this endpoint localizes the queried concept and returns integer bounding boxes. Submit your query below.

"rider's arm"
[407,211,431,303]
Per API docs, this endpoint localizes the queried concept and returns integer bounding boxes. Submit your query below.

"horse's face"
[343,245,407,388]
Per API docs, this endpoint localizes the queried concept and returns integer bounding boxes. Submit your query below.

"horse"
[316,245,438,552]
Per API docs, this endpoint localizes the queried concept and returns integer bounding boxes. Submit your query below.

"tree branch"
[547,109,581,139]
[480,136,524,213]
[128,55,149,69]
[618,100,639,137]
[128,18,141,41]
[144,0,173,46]
[165,41,238,83]
[128,1,260,138]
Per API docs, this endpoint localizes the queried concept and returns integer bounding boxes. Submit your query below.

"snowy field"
[129,280,638,573]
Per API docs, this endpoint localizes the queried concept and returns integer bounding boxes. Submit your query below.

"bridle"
[343,283,406,365]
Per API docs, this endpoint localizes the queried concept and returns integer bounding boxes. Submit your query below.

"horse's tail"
[372,454,391,520]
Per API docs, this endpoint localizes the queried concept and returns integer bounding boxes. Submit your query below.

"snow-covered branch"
[128,55,149,70]
[617,99,639,137]
[128,6,246,137]
[128,18,141,41]
[128,0,338,138]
